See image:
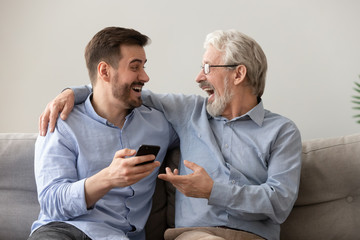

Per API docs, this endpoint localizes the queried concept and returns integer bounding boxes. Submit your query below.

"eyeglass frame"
[201,63,240,75]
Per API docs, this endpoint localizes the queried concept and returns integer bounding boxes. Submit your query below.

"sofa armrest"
[0,133,39,240]
[281,133,360,240]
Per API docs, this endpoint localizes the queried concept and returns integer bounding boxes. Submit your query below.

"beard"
[111,73,143,110]
[206,76,233,117]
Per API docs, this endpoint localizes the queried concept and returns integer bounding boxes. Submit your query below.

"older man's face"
[195,45,234,117]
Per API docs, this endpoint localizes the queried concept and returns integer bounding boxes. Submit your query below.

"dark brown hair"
[84,27,150,84]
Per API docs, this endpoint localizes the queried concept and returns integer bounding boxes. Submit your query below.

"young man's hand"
[84,148,160,208]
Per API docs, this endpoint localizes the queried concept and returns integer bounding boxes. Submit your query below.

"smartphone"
[135,144,161,166]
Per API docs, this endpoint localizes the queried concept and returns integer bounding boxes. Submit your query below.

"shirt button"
[346,196,353,203]
[224,144,229,149]
[231,180,236,184]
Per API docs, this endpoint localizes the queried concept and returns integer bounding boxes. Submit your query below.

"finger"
[158,173,170,181]
[165,167,175,175]
[60,103,72,120]
[158,169,185,184]
[38,113,44,136]
[39,110,50,136]
[132,154,158,166]
[183,160,201,172]
[114,148,137,158]
[123,169,157,186]
[135,161,161,174]
[158,167,174,181]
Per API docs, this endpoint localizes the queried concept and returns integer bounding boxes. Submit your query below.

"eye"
[130,65,140,71]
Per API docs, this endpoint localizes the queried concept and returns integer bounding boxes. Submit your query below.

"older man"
[40,30,301,240]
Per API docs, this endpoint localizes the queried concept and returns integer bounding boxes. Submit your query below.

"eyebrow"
[130,59,147,64]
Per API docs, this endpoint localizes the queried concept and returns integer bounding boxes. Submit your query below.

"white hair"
[204,30,267,97]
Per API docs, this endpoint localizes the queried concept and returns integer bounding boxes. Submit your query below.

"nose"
[195,69,205,83]
[139,68,150,83]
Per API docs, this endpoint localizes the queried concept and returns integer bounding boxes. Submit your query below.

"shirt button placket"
[222,122,232,160]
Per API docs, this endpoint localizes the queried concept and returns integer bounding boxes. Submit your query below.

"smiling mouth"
[203,87,214,96]
[199,82,215,98]
[131,83,144,93]
[132,86,142,93]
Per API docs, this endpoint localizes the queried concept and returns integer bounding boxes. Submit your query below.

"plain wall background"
[1,0,359,140]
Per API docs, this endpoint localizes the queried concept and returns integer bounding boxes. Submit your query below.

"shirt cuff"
[71,85,92,105]
[69,178,90,216]
[208,181,232,208]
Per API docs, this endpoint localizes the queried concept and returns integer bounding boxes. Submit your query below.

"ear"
[97,61,111,82]
[234,65,247,86]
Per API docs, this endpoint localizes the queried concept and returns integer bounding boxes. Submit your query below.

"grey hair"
[204,30,267,97]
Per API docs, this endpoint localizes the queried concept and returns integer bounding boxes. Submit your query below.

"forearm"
[141,90,197,127]
[71,84,92,104]
[84,168,113,208]
[209,181,293,223]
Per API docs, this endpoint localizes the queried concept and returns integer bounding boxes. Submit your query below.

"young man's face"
[195,45,234,117]
[111,44,149,110]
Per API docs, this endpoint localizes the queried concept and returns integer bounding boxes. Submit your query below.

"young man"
[39,30,302,240]
[29,27,178,240]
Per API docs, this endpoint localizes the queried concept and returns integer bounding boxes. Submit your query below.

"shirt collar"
[209,99,265,127]
[245,100,265,126]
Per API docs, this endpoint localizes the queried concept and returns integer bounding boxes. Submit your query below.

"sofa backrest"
[280,133,360,240]
[1,133,360,240]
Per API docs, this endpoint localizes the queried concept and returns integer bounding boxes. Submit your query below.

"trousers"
[27,222,91,240]
[164,227,265,240]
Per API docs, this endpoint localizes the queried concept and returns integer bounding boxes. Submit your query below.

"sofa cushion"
[280,133,360,240]
[0,133,39,240]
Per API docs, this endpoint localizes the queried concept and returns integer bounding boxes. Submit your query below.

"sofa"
[0,132,359,240]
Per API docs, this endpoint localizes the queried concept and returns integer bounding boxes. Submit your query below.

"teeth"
[132,87,142,92]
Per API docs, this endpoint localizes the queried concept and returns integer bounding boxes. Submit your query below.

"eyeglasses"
[201,63,240,75]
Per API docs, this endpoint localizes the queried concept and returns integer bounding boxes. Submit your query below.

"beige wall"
[1,0,359,140]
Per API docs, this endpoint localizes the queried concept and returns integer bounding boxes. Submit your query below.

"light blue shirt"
[32,95,178,240]
[72,86,302,240]
[141,90,302,240]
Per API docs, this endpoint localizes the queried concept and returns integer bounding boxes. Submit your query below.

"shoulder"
[55,104,86,132]
[264,110,301,139]
[135,105,167,119]
[264,110,297,127]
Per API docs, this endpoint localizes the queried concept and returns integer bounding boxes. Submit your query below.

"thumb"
[183,160,201,171]
[115,148,136,158]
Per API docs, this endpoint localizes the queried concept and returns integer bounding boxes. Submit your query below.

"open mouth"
[200,84,215,102]
[203,87,214,96]
[132,86,142,93]
[131,82,144,93]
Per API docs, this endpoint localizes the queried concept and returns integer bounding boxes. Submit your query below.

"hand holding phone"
[135,144,160,166]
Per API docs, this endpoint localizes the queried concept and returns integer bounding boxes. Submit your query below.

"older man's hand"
[158,160,214,199]
[38,89,75,136]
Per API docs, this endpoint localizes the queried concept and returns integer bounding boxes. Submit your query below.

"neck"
[221,88,258,120]
[91,88,130,129]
